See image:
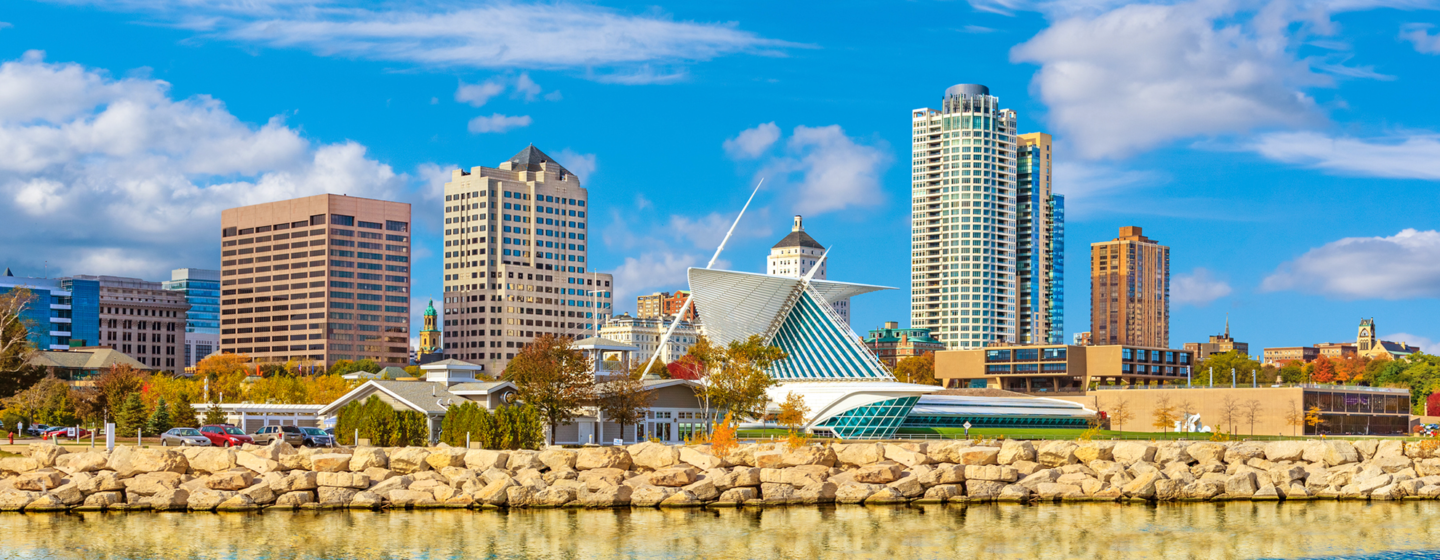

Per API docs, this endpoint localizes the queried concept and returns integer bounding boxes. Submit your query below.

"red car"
[41,427,91,440]
[199,425,254,447]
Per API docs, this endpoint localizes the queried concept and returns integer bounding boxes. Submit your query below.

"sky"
[1,0,1439,355]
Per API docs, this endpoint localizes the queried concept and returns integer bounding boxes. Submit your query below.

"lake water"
[2,501,1438,559]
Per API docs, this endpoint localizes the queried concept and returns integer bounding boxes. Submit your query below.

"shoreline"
[3,438,1439,514]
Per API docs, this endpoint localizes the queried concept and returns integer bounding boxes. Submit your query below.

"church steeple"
[420,299,442,356]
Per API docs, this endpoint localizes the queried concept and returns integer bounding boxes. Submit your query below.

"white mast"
[641,179,763,374]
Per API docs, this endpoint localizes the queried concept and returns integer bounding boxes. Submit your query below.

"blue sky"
[1,0,1439,355]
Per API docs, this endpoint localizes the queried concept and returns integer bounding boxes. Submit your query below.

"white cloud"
[1052,161,1165,216]
[66,2,802,82]
[0,52,426,281]
[554,148,596,183]
[1262,229,1440,299]
[1402,23,1440,54]
[455,79,505,107]
[466,113,531,134]
[1009,0,1327,159]
[544,91,563,102]
[610,251,698,311]
[1172,267,1233,306]
[1384,332,1438,353]
[723,122,781,159]
[759,125,890,216]
[1251,131,1440,179]
[514,73,542,101]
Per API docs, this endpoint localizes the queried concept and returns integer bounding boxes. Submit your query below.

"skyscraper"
[439,146,614,375]
[1090,226,1169,348]
[1016,133,1064,345]
[767,215,848,323]
[912,83,1063,349]
[219,194,413,369]
[163,268,221,368]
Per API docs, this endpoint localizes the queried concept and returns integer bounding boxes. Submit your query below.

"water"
[2,501,1439,559]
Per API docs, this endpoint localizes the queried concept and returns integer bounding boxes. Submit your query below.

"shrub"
[335,395,428,446]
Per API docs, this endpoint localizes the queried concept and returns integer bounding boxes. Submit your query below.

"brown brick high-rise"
[1090,226,1169,348]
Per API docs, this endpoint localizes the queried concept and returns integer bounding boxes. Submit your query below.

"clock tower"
[420,299,442,360]
[1357,318,1376,353]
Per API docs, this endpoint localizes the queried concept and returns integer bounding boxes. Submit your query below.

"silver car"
[160,427,212,446]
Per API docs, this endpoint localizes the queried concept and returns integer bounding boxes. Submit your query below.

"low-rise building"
[936,343,1195,393]
[29,347,150,382]
[1315,342,1357,360]
[1183,319,1248,362]
[1053,384,1411,436]
[598,313,698,365]
[1264,346,1319,365]
[862,322,945,367]
[635,290,697,322]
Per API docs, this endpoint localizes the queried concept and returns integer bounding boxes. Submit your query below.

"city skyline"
[0,1,1438,358]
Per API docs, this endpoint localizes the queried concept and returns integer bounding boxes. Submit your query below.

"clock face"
[1361,329,1370,337]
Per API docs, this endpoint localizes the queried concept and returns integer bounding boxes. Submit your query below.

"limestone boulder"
[390,489,440,507]
[964,465,1018,483]
[1225,472,1258,497]
[0,490,40,511]
[184,447,238,473]
[650,467,699,487]
[55,452,107,475]
[782,465,831,488]
[125,472,185,497]
[1322,441,1360,466]
[854,464,903,484]
[998,440,1036,465]
[1375,457,1413,474]
[349,447,388,471]
[920,463,966,486]
[679,447,725,470]
[1375,440,1405,460]
[1264,441,1306,462]
[781,446,837,468]
[580,484,632,507]
[862,486,905,505]
[1036,482,1082,500]
[78,471,125,494]
[505,450,545,471]
[236,451,282,474]
[318,486,360,505]
[389,448,433,474]
[1121,471,1160,499]
[112,447,188,477]
[883,444,931,467]
[753,450,785,469]
[538,448,578,471]
[464,449,510,471]
[1074,442,1114,464]
[834,443,886,468]
[81,491,123,509]
[13,470,64,492]
[1112,442,1156,465]
[273,470,319,493]
[888,475,924,498]
[351,492,384,509]
[1017,469,1060,490]
[579,468,627,491]
[632,485,680,507]
[476,477,517,506]
[309,453,353,473]
[217,494,258,511]
[1154,444,1193,466]
[966,480,1006,501]
[275,491,315,508]
[959,447,1000,466]
[535,486,578,507]
[317,472,370,489]
[1353,439,1380,461]
[576,447,631,471]
[187,489,236,510]
[239,483,276,505]
[1036,441,1079,467]
[683,478,720,501]
[629,442,681,470]
[717,487,759,504]
[420,448,465,471]
[923,484,962,502]
[1186,443,1227,464]
[1405,440,1440,460]
[207,469,256,491]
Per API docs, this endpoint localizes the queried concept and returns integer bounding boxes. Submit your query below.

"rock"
[1074,442,1114,464]
[1353,439,1380,461]
[207,469,256,491]
[629,442,681,470]
[923,484,962,502]
[48,482,83,505]
[682,478,719,501]
[275,491,315,508]
[1374,440,1404,460]
[318,486,360,505]
[535,486,578,507]
[1155,444,1193,466]
[537,448,577,471]
[576,447,631,471]
[1121,471,1160,499]
[753,450,785,469]
[729,467,762,487]
[350,491,383,509]
[964,465,1018,482]
[0,457,41,476]
[966,480,1006,501]
[717,487,759,504]
[506,450,545,471]
[1357,473,1394,495]
[143,488,188,511]
[1036,482,1082,500]
[1181,481,1222,500]
[782,465,831,487]
[236,451,282,474]
[216,494,258,511]
[1112,442,1156,465]
[631,485,680,507]
[921,463,966,486]
[1225,472,1258,497]
[1320,441,1359,467]
[883,444,931,467]
[656,489,701,507]
[678,447,724,470]
[82,491,123,509]
[185,447,238,473]
[14,470,64,492]
[1186,443,1227,464]
[1405,441,1440,460]
[1376,457,1413,474]
[1037,441,1079,467]
[791,482,836,504]
[305,453,350,473]
[55,452,108,474]
[578,468,626,490]
[998,440,1036,465]
[239,483,276,505]
[854,464,903,484]
[888,475,924,498]
[650,467,699,487]
[959,447,1001,466]
[124,472,185,497]
[1018,469,1060,490]
[273,470,319,493]
[388,448,433,474]
[386,489,438,507]
[0,490,40,511]
[581,484,632,507]
[781,446,837,468]
[24,494,68,512]
[1263,441,1306,462]
[317,472,371,489]
[476,477,516,506]
[1012,461,1043,476]
[998,484,1032,502]
[1154,479,1183,501]
[863,486,905,504]
[345,447,387,471]
[458,449,505,471]
[108,447,188,478]
[187,489,236,510]
[835,443,886,468]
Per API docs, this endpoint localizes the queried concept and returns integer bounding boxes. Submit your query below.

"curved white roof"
[687,268,891,348]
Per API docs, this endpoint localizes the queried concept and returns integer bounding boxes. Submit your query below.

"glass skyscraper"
[163,268,220,368]
[1017,133,1064,345]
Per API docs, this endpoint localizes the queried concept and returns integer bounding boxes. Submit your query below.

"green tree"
[170,392,199,428]
[115,392,148,438]
[706,335,786,421]
[146,396,173,436]
[503,334,593,445]
[202,402,226,426]
[328,358,380,377]
[335,395,429,447]
[0,287,44,399]
[595,370,655,443]
[1194,350,1262,386]
[893,352,938,385]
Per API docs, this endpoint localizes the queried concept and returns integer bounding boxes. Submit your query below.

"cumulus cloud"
[1251,131,1440,179]
[758,125,889,216]
[57,2,803,83]
[0,51,425,280]
[1172,267,1233,306]
[554,148,596,183]
[1009,0,1327,159]
[1402,23,1440,54]
[514,72,542,101]
[1261,229,1440,299]
[723,122,780,159]
[466,113,531,134]
[609,251,699,311]
[455,79,505,107]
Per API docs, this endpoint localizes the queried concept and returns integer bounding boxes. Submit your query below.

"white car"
[159,427,212,446]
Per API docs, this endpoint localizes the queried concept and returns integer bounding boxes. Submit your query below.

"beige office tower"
[80,275,190,375]
[440,146,614,376]
[1090,226,1170,348]
[911,84,1020,349]
[220,194,413,369]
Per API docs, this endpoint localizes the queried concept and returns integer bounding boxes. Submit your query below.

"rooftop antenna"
[641,178,763,375]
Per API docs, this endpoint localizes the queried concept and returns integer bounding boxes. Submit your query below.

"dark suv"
[252,425,305,446]
[299,427,335,448]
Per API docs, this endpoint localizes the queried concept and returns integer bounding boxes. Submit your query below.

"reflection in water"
[2,501,1439,560]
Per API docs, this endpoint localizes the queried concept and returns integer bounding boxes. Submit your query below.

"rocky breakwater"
[3,438,1440,512]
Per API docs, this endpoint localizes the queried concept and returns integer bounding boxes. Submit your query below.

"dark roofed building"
[863,322,945,367]
[29,347,150,383]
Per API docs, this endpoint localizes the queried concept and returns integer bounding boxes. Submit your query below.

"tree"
[1305,405,1325,434]
[0,287,44,399]
[328,358,379,377]
[203,402,227,426]
[1107,398,1133,433]
[1150,395,1176,435]
[1176,399,1197,430]
[196,353,249,402]
[667,354,705,381]
[170,391,199,428]
[595,371,655,444]
[1283,400,1304,437]
[893,353,938,385]
[146,396,173,436]
[503,333,593,445]
[630,358,669,378]
[1277,360,1307,384]
[1219,396,1241,433]
[1311,355,1337,383]
[709,412,739,458]
[678,335,722,420]
[706,335,785,421]
[95,364,148,422]
[1333,357,1369,384]
[4,376,77,427]
[115,392,148,438]
[777,391,810,432]
[1241,399,1264,436]
[303,375,353,404]
[1194,351,1261,386]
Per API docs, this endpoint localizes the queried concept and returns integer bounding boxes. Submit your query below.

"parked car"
[23,424,50,437]
[299,427,334,447]
[160,427,213,446]
[41,427,91,440]
[252,425,306,447]
[199,425,254,447]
